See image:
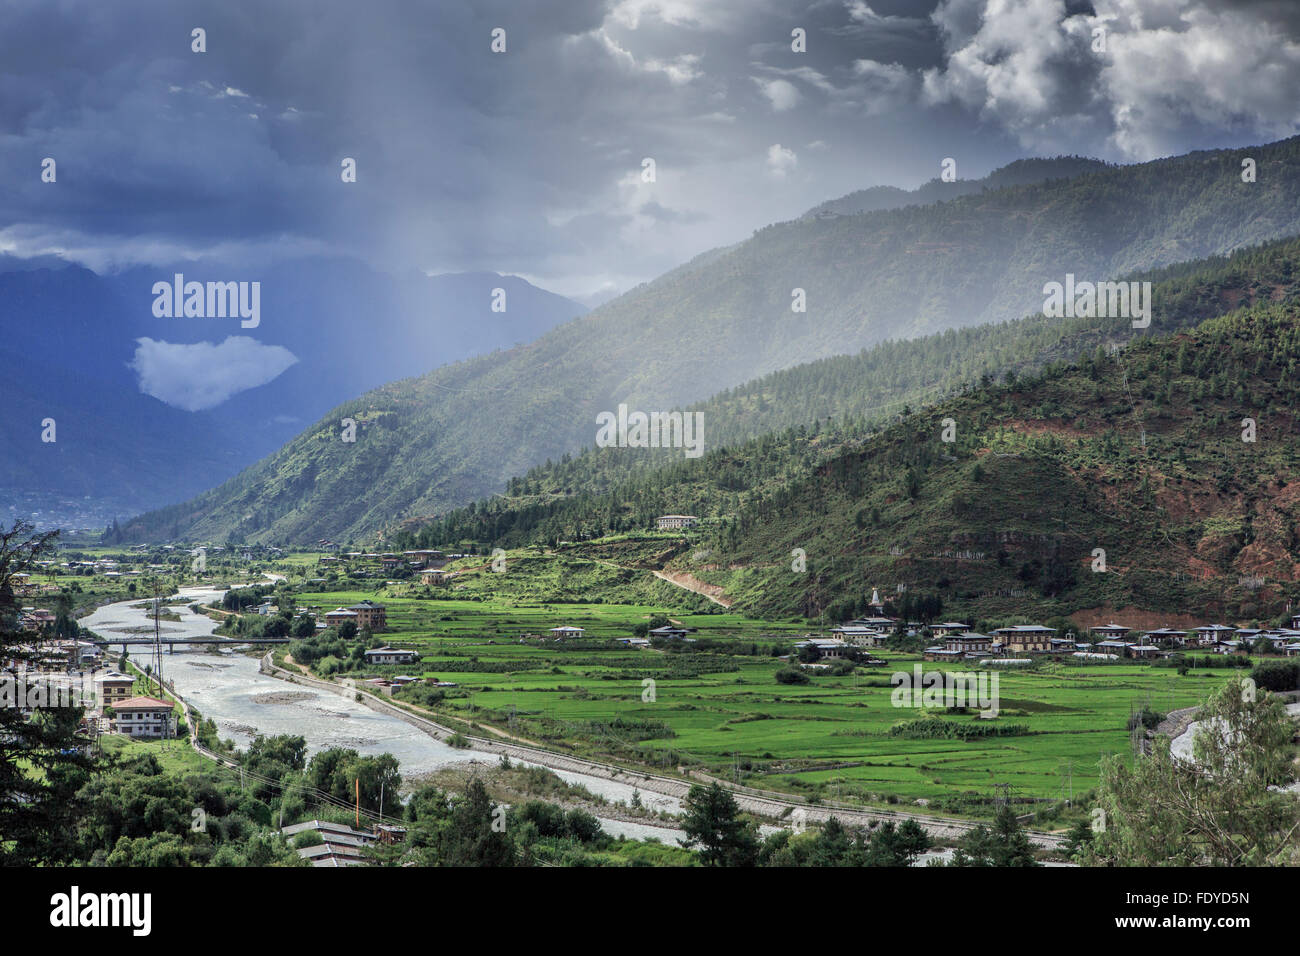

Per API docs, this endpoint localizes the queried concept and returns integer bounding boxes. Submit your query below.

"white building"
[113,696,177,739]
[655,515,699,530]
[364,647,419,666]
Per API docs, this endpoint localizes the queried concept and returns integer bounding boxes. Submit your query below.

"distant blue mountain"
[0,256,586,527]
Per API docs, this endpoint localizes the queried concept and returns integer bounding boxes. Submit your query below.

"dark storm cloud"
[0,0,1297,298]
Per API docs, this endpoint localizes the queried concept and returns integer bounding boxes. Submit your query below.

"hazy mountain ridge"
[1,260,586,522]
[396,235,1300,556]
[119,136,1300,543]
[803,155,1111,218]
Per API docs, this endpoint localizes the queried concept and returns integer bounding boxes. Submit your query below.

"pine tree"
[0,522,96,864]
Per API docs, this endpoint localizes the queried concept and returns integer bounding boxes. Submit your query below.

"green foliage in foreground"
[1084,680,1299,866]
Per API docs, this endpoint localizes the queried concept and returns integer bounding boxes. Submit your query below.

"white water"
[81,589,690,838]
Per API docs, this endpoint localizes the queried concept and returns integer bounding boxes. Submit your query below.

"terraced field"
[294,584,1245,819]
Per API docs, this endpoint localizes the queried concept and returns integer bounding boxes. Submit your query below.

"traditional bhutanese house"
[1212,638,1243,655]
[96,672,135,708]
[1142,628,1188,646]
[923,646,964,662]
[648,625,689,640]
[348,600,387,631]
[1268,629,1300,648]
[1291,613,1300,631]
[831,625,885,647]
[618,637,652,648]
[931,622,971,637]
[1129,645,1160,659]
[1048,636,1078,652]
[1192,624,1236,646]
[655,514,699,530]
[549,625,585,640]
[1090,623,1130,641]
[1234,628,1264,647]
[1094,640,1133,657]
[944,632,994,655]
[113,696,177,739]
[421,569,447,585]
[1283,642,1300,657]
[851,616,896,633]
[795,638,849,659]
[325,607,359,628]
[363,647,419,666]
[992,625,1056,653]
[281,820,375,867]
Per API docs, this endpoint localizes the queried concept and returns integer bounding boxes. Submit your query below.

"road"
[258,653,1067,850]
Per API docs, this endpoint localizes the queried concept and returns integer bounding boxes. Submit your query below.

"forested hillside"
[401,235,1300,551]
[408,241,1300,624]
[688,296,1300,623]
[121,137,1300,544]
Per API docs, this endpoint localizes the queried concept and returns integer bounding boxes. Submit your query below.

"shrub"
[1251,659,1300,693]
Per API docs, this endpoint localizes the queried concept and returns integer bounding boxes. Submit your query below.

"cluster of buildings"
[915,619,1300,662]
[787,600,1300,665]
[9,572,59,598]
[318,550,456,580]
[0,649,177,741]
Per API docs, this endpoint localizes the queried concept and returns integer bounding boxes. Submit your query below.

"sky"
[1,0,1299,304]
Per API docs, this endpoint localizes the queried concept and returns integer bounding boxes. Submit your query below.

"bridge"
[89,636,291,653]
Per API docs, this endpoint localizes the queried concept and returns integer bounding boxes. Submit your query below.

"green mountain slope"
[123,137,1300,544]
[400,234,1300,551]
[682,295,1300,624]
[406,239,1300,626]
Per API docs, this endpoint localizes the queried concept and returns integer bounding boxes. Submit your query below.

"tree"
[438,778,516,866]
[0,522,96,865]
[681,783,759,866]
[1088,679,1299,866]
[1251,659,1299,693]
[950,805,1038,866]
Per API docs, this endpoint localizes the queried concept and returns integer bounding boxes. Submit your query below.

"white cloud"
[766,143,798,178]
[754,77,802,111]
[646,53,703,85]
[921,0,1300,159]
[129,336,298,411]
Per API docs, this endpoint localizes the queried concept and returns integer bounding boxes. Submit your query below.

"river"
[81,587,689,844]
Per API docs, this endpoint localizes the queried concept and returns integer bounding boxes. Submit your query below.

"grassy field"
[288,577,1246,822]
[99,734,213,775]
